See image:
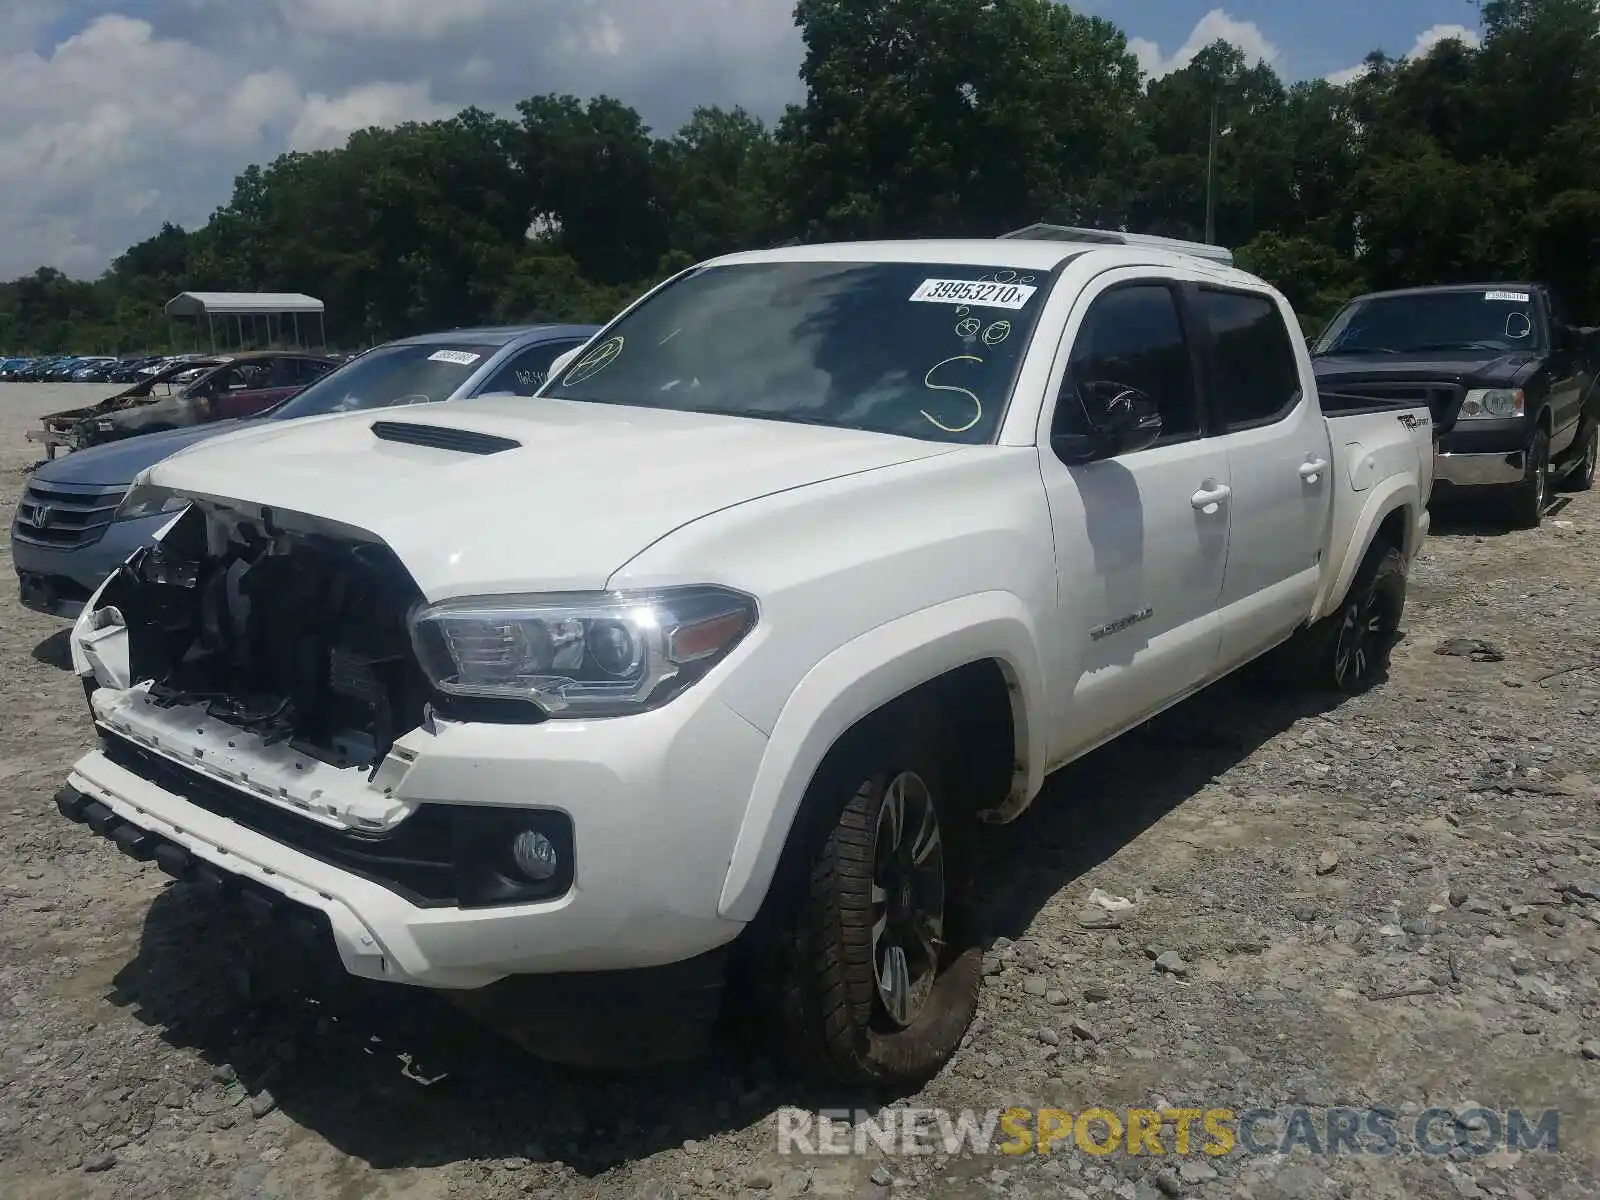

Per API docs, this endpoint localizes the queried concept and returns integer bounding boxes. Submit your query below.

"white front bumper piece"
[62,661,764,991]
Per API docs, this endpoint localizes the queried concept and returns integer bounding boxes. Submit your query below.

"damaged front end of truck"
[86,493,432,774]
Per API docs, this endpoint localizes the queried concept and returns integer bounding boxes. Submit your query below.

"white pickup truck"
[56,229,1434,1087]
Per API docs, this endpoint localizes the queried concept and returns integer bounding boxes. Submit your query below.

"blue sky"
[1092,0,1482,81]
[2,2,1487,279]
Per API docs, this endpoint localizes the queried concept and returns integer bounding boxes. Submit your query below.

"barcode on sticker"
[1484,291,1530,303]
[428,349,482,365]
[910,278,1037,310]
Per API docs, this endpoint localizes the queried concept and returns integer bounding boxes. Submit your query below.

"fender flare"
[715,591,1050,922]
[1311,477,1417,623]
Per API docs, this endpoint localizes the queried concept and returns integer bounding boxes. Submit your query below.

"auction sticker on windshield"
[427,350,482,365]
[910,279,1038,310]
[1484,291,1531,303]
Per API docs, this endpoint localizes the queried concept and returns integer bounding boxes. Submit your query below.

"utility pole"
[1204,93,1219,244]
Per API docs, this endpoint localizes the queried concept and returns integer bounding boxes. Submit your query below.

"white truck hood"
[145,396,955,598]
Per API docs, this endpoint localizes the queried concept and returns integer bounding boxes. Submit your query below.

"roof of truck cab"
[700,238,1261,284]
[1350,282,1544,300]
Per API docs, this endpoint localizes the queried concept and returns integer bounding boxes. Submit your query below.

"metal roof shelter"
[164,291,327,352]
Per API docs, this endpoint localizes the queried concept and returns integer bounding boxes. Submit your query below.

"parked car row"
[0,351,358,384]
[3,354,195,382]
[21,232,1599,1092]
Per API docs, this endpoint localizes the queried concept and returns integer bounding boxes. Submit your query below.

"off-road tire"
[1271,541,1407,694]
[778,717,982,1087]
[1510,427,1550,528]
[1556,419,1597,493]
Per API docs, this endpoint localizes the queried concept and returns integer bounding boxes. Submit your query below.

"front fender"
[715,591,1049,922]
[1311,475,1418,623]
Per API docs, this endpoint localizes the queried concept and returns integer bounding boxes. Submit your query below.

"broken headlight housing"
[114,477,190,523]
[409,586,757,717]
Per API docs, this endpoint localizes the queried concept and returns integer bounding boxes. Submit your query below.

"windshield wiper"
[692,405,845,430]
[1403,341,1507,353]
[1314,346,1402,356]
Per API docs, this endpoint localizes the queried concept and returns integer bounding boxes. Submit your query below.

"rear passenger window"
[1197,289,1301,430]
[1057,283,1199,445]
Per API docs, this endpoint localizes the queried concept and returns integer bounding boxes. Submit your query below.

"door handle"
[1299,458,1329,483]
[1190,483,1232,513]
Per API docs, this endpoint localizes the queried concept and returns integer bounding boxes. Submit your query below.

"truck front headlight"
[409,586,757,717]
[1459,388,1524,419]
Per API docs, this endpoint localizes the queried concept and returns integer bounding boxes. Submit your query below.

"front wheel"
[1510,428,1550,528]
[779,728,981,1087]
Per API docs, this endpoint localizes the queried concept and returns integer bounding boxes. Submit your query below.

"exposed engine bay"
[95,500,431,771]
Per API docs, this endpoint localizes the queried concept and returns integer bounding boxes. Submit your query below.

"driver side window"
[1055,283,1199,447]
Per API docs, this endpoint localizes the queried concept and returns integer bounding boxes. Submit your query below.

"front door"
[1037,276,1231,763]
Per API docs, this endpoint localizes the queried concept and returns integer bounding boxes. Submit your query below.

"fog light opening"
[510,828,559,882]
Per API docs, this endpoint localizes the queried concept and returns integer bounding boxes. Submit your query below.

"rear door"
[1037,272,1231,761]
[1543,289,1586,454]
[1194,285,1335,668]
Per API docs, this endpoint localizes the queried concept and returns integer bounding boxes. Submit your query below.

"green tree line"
[4,0,1599,354]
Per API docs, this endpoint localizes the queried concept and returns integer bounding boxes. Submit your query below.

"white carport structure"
[164,292,327,352]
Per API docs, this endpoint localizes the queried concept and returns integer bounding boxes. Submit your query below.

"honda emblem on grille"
[31,504,54,529]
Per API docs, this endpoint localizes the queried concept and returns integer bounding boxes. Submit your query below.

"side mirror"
[544,346,582,388]
[1051,380,1163,464]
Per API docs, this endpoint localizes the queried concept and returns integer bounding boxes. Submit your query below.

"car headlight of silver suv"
[1458,388,1524,419]
[409,586,757,717]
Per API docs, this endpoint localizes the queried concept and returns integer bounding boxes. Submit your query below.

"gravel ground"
[1,383,1598,1200]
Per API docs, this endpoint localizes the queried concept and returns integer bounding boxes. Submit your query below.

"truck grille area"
[13,479,127,547]
[96,730,457,904]
[98,502,432,770]
[75,730,576,909]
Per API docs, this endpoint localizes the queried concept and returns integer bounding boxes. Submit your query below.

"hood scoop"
[370,420,521,455]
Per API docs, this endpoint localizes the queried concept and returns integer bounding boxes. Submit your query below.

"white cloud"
[1409,23,1481,57]
[289,81,452,151]
[275,0,518,39]
[0,1,803,279]
[1129,7,1281,80]
[0,16,302,276]
[1325,21,1481,86]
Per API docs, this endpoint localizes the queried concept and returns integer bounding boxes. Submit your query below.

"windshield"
[266,342,498,421]
[541,260,1050,442]
[1314,289,1543,356]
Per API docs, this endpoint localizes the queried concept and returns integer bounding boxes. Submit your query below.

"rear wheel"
[1510,428,1550,528]
[778,717,981,1086]
[1271,541,1407,694]
[1556,421,1597,493]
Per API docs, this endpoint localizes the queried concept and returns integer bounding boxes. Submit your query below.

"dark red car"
[31,352,341,454]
